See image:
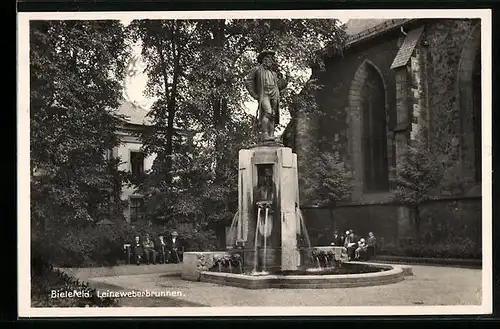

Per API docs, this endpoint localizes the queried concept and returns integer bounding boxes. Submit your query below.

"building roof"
[390,25,425,69]
[345,19,391,36]
[116,99,152,126]
[345,18,416,46]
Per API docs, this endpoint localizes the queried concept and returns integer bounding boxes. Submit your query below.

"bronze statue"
[244,50,288,140]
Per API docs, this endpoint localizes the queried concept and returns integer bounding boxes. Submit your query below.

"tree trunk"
[212,20,228,180]
[211,20,231,251]
[216,223,227,250]
[414,205,420,240]
[156,23,182,184]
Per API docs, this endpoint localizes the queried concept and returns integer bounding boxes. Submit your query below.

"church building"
[285,19,482,249]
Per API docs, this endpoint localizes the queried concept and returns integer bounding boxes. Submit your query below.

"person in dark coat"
[344,230,358,261]
[330,229,344,246]
[157,234,168,264]
[142,234,156,265]
[132,235,143,265]
[167,231,184,263]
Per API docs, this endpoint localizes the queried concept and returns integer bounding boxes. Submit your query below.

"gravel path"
[88,265,482,307]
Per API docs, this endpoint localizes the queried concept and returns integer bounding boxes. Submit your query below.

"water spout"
[296,209,311,249]
[253,207,262,274]
[263,207,269,273]
[296,208,313,266]
[227,211,239,247]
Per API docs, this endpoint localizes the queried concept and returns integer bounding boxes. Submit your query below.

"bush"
[378,238,481,259]
[179,230,218,251]
[36,224,132,267]
[31,250,118,307]
[34,221,219,267]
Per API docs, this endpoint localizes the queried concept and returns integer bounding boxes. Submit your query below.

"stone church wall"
[294,19,483,248]
[301,197,481,251]
[423,19,481,195]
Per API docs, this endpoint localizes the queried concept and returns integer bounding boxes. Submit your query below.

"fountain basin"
[182,252,411,289]
[199,262,408,289]
[181,247,346,281]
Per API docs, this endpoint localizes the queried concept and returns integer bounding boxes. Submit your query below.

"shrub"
[35,221,219,267]
[301,149,353,206]
[378,238,481,259]
[36,224,131,267]
[179,230,218,251]
[31,250,118,307]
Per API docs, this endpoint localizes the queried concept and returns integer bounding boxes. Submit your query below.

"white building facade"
[114,100,156,223]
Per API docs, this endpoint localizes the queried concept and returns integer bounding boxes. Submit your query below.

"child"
[355,238,367,260]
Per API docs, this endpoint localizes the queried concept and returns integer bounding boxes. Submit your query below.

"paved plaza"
[77,264,482,307]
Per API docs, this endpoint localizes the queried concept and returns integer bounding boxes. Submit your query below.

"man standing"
[167,231,184,263]
[157,234,167,264]
[244,50,288,140]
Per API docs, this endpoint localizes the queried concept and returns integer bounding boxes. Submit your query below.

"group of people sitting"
[330,229,377,261]
[128,231,184,265]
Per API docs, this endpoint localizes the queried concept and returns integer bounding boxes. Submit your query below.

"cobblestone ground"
[87,264,482,307]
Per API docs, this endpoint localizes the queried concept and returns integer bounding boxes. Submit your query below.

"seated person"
[157,234,168,264]
[355,238,367,260]
[366,232,377,259]
[142,234,156,265]
[344,230,358,261]
[167,231,184,263]
[132,235,143,265]
[330,229,344,246]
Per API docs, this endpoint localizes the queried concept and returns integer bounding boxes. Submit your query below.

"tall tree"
[130,19,347,247]
[394,129,444,236]
[183,19,347,245]
[127,20,203,184]
[30,20,130,232]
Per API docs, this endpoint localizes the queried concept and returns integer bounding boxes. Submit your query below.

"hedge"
[34,221,219,268]
[31,250,117,307]
[378,237,481,259]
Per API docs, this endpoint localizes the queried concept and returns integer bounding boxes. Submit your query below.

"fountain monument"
[181,50,412,288]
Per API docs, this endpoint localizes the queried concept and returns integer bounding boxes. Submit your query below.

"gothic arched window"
[361,64,389,192]
[472,48,481,183]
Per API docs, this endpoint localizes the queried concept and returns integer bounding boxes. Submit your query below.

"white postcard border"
[17,8,493,317]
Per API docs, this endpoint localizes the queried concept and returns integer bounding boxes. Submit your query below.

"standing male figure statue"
[244,50,288,140]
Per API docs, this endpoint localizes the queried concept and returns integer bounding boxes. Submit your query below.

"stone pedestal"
[182,251,229,281]
[237,145,300,272]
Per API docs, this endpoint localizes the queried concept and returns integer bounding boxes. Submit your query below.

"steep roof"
[345,18,416,46]
[345,19,391,36]
[390,25,425,69]
[116,99,152,126]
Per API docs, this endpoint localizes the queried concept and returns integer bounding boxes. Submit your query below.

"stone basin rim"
[200,262,404,280]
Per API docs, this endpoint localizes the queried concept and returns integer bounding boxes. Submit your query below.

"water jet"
[181,143,412,288]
